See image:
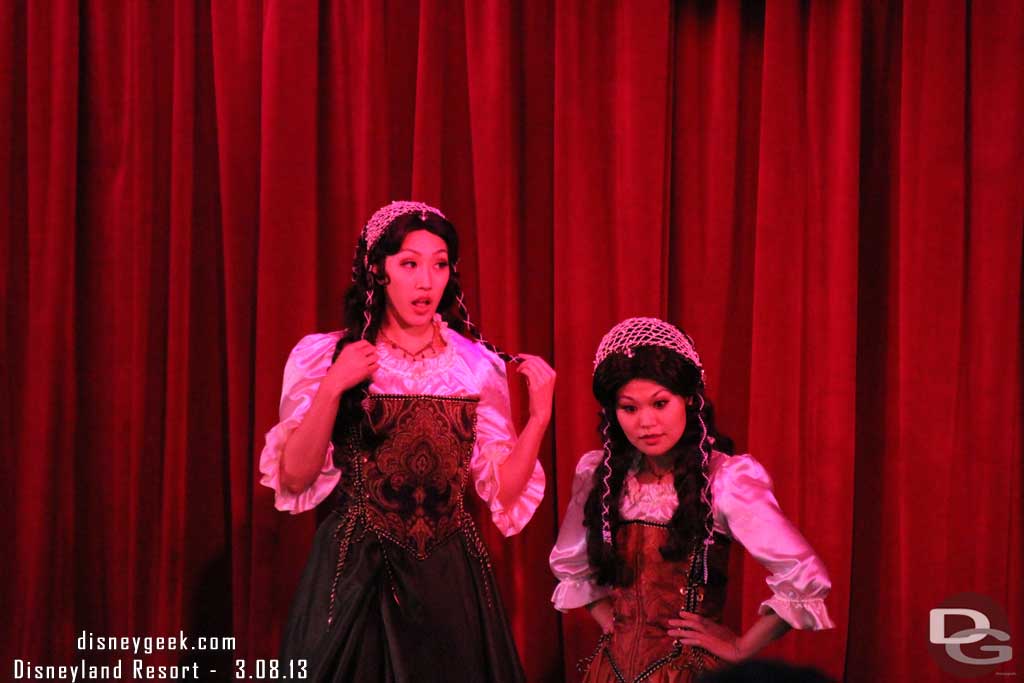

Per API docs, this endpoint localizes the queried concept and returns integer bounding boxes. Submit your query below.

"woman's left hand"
[666,612,745,663]
[515,354,556,423]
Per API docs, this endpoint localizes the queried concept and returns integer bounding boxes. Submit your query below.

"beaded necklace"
[378,321,444,361]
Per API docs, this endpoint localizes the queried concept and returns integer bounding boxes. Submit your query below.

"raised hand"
[514,354,556,423]
[322,340,379,398]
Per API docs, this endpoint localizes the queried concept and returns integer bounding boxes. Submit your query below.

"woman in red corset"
[259,201,555,682]
[550,317,833,682]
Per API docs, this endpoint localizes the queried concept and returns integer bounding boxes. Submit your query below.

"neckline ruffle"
[621,466,678,522]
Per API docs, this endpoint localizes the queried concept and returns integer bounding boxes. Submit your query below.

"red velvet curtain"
[4,2,1021,682]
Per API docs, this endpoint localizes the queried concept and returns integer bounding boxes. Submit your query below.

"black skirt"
[280,509,526,683]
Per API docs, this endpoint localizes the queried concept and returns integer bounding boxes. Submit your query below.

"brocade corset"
[335,394,479,559]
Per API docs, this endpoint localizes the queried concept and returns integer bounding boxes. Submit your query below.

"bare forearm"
[587,597,615,633]
[736,613,791,659]
[495,415,549,508]
[669,606,792,661]
[277,339,379,495]
[280,386,341,493]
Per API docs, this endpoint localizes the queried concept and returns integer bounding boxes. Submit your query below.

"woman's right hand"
[321,340,379,398]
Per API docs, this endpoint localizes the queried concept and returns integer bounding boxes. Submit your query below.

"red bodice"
[583,522,731,683]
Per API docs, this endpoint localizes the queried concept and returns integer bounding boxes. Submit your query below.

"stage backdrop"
[4,1,1022,681]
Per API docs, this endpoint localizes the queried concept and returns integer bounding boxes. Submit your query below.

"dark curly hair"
[583,342,734,587]
[329,210,513,446]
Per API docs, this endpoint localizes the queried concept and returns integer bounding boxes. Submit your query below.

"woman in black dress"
[259,201,555,682]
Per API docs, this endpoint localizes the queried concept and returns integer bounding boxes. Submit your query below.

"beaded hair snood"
[362,200,447,260]
[592,317,715,582]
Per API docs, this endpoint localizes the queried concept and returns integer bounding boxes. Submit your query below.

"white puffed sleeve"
[469,349,545,536]
[711,454,835,630]
[258,333,342,514]
[549,450,613,612]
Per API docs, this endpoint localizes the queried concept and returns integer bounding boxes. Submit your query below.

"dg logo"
[928,593,1014,678]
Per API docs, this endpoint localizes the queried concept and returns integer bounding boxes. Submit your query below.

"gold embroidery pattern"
[361,395,477,559]
[326,395,482,626]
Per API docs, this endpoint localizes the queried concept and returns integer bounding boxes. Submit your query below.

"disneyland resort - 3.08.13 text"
[10,630,273,681]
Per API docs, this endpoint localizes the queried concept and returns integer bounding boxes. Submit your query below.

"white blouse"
[549,449,834,630]
[258,322,545,537]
